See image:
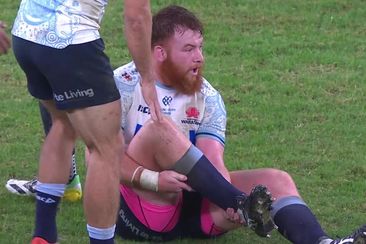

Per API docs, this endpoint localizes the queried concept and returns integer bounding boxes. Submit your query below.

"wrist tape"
[140,169,159,192]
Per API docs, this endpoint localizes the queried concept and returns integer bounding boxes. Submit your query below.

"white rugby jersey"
[114,62,227,146]
[12,0,107,48]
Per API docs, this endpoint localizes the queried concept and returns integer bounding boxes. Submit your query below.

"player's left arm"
[196,137,231,182]
[196,81,230,181]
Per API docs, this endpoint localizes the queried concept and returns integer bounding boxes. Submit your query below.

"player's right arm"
[120,151,193,193]
[123,0,162,121]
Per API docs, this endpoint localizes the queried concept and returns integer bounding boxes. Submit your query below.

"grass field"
[1,0,366,243]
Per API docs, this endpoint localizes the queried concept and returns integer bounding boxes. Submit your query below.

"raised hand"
[141,77,163,121]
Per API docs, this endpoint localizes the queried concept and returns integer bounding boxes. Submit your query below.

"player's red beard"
[159,57,203,95]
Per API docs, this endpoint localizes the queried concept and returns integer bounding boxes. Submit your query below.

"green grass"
[1,0,366,243]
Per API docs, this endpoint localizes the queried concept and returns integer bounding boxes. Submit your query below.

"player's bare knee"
[267,168,294,184]
[265,168,298,197]
[51,118,77,140]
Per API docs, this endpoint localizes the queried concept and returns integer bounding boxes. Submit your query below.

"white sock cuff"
[36,181,66,197]
[87,224,116,240]
[271,195,307,219]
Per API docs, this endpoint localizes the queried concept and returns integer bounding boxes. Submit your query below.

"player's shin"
[173,145,243,210]
[172,145,275,236]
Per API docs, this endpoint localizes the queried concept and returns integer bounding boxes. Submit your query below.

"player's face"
[160,29,204,94]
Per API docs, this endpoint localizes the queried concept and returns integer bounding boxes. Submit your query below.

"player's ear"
[153,45,167,62]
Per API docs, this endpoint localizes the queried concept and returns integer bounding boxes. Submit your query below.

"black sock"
[68,149,77,183]
[89,237,114,244]
[173,145,244,210]
[39,102,52,135]
[273,203,327,244]
[34,191,61,243]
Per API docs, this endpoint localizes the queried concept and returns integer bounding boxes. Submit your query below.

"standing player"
[11,1,161,244]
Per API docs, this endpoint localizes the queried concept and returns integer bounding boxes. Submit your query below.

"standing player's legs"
[40,101,123,244]
[39,103,81,199]
[49,40,124,243]
[13,36,75,243]
[38,101,76,184]
[13,37,123,244]
[39,102,82,202]
[67,102,123,233]
[32,100,76,243]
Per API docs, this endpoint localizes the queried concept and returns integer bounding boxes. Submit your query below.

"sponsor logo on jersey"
[122,72,132,81]
[161,107,176,115]
[181,107,201,125]
[54,88,95,102]
[137,105,150,114]
[181,119,201,125]
[162,96,173,106]
[185,107,200,118]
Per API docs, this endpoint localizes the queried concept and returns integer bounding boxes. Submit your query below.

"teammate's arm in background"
[0,21,11,54]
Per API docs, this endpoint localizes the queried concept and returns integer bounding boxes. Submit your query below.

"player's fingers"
[154,101,163,121]
[178,182,192,192]
[225,208,234,219]
[149,102,158,121]
[171,172,187,181]
[148,100,162,122]
[225,209,242,224]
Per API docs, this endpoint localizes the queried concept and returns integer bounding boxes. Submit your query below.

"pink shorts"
[120,185,225,235]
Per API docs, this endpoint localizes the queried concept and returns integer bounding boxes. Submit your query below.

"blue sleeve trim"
[195,132,225,146]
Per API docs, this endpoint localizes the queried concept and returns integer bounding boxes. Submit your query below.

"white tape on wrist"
[139,169,159,192]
